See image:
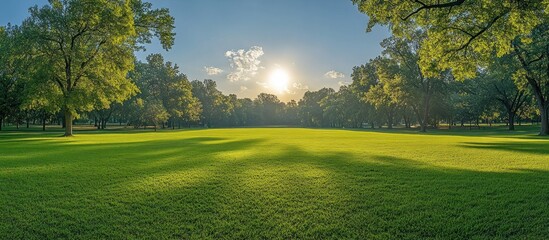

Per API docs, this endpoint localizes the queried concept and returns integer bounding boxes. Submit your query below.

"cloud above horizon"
[225,46,264,82]
[324,70,345,79]
[204,66,224,76]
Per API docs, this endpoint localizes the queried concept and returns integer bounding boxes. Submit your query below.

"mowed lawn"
[1,128,548,239]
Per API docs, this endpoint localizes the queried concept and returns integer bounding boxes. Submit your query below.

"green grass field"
[1,127,548,239]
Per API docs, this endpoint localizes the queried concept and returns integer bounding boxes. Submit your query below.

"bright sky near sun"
[0,0,390,101]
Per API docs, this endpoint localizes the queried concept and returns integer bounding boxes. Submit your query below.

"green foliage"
[253,93,284,125]
[143,99,169,130]
[131,54,201,125]
[298,88,336,127]
[191,79,233,127]
[353,0,549,134]
[20,0,175,135]
[353,0,547,79]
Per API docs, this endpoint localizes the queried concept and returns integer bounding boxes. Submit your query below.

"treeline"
[0,48,541,132]
[0,33,545,132]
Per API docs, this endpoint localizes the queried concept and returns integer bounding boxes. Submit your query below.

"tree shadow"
[334,125,547,140]
[460,141,549,155]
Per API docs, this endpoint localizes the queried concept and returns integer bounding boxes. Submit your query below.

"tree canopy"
[21,0,175,136]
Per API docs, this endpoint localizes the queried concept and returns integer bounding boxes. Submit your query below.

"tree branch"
[402,0,466,21]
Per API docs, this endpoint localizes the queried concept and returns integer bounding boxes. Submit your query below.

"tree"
[143,100,169,131]
[481,56,528,130]
[353,0,549,134]
[133,54,201,129]
[353,0,546,78]
[254,93,284,125]
[0,25,28,131]
[191,79,232,127]
[22,0,175,136]
[513,25,549,134]
[364,57,407,129]
[320,85,365,128]
[351,60,381,128]
[380,34,450,132]
[298,88,335,127]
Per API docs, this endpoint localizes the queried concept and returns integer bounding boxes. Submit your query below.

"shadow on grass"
[333,125,548,140]
[0,133,548,239]
[460,141,549,155]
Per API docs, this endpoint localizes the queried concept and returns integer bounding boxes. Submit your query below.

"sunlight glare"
[268,68,290,94]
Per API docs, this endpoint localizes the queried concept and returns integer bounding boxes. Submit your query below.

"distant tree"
[191,79,232,127]
[21,0,175,136]
[298,88,335,127]
[143,100,169,131]
[134,54,201,129]
[125,98,146,128]
[232,98,256,126]
[0,25,27,131]
[254,93,284,125]
[284,100,300,125]
[351,61,380,128]
[480,56,528,130]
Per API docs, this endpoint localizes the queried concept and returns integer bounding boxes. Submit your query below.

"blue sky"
[0,0,389,101]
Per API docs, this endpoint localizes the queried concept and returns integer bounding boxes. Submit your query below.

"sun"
[268,68,290,94]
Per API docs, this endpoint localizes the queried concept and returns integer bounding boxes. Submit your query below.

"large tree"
[380,34,450,132]
[22,0,175,136]
[353,0,549,134]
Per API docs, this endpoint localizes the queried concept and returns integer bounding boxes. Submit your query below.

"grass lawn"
[1,127,548,239]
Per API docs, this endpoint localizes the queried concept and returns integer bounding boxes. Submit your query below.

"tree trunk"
[508,112,516,131]
[421,92,432,132]
[540,106,549,136]
[42,116,46,131]
[403,116,410,128]
[64,110,73,137]
[387,117,393,129]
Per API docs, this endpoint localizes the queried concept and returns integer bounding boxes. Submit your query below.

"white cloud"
[204,66,224,76]
[240,86,248,92]
[225,46,264,82]
[324,70,345,79]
